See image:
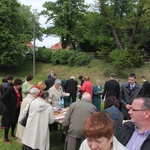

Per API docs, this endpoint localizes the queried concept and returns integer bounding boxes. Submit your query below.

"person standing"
[78,75,85,99]
[64,76,78,106]
[1,78,22,143]
[92,79,103,111]
[140,76,150,96]
[79,76,93,97]
[22,75,34,99]
[117,95,150,150]
[16,88,40,141]
[22,91,54,150]
[62,92,97,150]
[48,69,55,79]
[119,73,142,120]
[104,96,123,137]
[102,73,120,100]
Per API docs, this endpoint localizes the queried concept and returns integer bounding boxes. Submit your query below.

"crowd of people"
[0,69,150,150]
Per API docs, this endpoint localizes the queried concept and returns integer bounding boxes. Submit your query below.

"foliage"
[41,0,88,50]
[0,0,43,67]
[36,48,52,63]
[109,49,144,69]
[50,50,91,66]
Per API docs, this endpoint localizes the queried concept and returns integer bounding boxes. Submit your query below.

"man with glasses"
[117,95,150,150]
[119,73,142,120]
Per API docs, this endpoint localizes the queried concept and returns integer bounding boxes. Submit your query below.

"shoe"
[10,134,16,138]
[3,138,11,144]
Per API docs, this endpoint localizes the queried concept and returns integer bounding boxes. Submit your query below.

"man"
[117,95,150,150]
[119,73,142,120]
[62,92,97,150]
[102,73,120,100]
[141,76,150,96]
[78,75,85,99]
[48,69,55,79]
[64,76,78,106]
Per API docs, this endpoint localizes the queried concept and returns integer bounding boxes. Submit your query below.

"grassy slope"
[0,59,150,86]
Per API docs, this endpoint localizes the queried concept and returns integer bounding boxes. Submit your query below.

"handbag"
[19,100,33,127]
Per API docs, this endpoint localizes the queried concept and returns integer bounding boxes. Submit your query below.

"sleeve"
[119,85,127,106]
[1,88,11,107]
[102,82,107,99]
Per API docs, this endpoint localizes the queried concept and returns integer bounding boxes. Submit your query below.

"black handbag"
[19,100,33,127]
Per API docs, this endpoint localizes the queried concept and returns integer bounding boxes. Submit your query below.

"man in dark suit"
[102,73,120,100]
[64,76,78,106]
[141,76,150,96]
[119,73,142,120]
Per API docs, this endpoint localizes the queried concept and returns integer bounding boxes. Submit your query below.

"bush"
[36,48,52,63]
[109,49,144,69]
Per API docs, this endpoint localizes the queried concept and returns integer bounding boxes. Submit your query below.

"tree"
[41,0,88,50]
[0,0,43,67]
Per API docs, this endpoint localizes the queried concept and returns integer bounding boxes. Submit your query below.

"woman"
[22,75,34,99]
[16,88,40,141]
[79,76,93,97]
[104,96,123,137]
[1,78,22,144]
[22,91,54,150]
[79,112,127,150]
[92,79,103,111]
[48,79,63,107]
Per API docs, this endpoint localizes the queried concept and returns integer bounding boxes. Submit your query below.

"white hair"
[70,76,75,79]
[81,92,91,101]
[30,87,40,95]
[54,79,61,84]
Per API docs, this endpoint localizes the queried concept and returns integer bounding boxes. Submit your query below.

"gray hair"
[30,88,40,95]
[54,79,61,85]
[81,92,91,101]
[40,91,49,100]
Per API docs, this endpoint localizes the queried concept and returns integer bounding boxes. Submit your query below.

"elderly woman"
[79,112,127,150]
[104,96,123,137]
[16,87,40,141]
[22,91,54,150]
[48,79,63,107]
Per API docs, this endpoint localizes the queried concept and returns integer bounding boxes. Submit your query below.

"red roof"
[26,43,34,48]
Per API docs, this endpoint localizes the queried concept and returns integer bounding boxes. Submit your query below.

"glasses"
[129,107,148,112]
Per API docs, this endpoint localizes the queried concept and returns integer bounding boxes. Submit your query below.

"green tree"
[41,0,88,50]
[0,0,43,67]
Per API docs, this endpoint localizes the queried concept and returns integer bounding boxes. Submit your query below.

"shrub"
[36,48,52,63]
[109,49,144,69]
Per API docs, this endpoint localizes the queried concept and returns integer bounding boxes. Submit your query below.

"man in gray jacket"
[62,92,97,150]
[119,73,142,120]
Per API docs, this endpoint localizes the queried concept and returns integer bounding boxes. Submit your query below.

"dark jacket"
[117,122,150,150]
[1,86,22,125]
[119,82,142,120]
[65,78,78,94]
[141,81,150,95]
[102,79,120,99]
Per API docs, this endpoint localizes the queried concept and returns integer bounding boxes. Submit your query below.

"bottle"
[58,98,61,108]
[61,98,64,108]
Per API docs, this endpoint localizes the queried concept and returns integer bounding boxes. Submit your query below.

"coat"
[22,97,54,150]
[102,79,120,99]
[117,122,150,150]
[92,85,102,111]
[1,86,22,126]
[81,81,93,97]
[79,137,127,150]
[22,81,33,99]
[16,94,35,140]
[141,81,150,95]
[119,82,142,120]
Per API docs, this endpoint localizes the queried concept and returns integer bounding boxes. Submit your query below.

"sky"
[19,0,94,48]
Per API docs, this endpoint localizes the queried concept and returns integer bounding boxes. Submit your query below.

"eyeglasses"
[129,107,148,112]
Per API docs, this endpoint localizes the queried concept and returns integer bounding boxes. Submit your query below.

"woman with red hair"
[79,112,127,150]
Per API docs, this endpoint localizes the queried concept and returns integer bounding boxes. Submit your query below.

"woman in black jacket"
[1,78,22,144]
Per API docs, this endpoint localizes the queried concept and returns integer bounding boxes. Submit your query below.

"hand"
[126,104,131,110]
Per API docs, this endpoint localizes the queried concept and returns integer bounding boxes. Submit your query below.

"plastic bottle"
[61,98,64,108]
[58,98,61,108]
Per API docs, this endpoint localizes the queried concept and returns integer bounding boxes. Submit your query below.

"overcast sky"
[18,0,94,48]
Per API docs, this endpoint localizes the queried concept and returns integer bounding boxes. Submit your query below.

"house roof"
[50,42,71,50]
[26,43,34,48]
